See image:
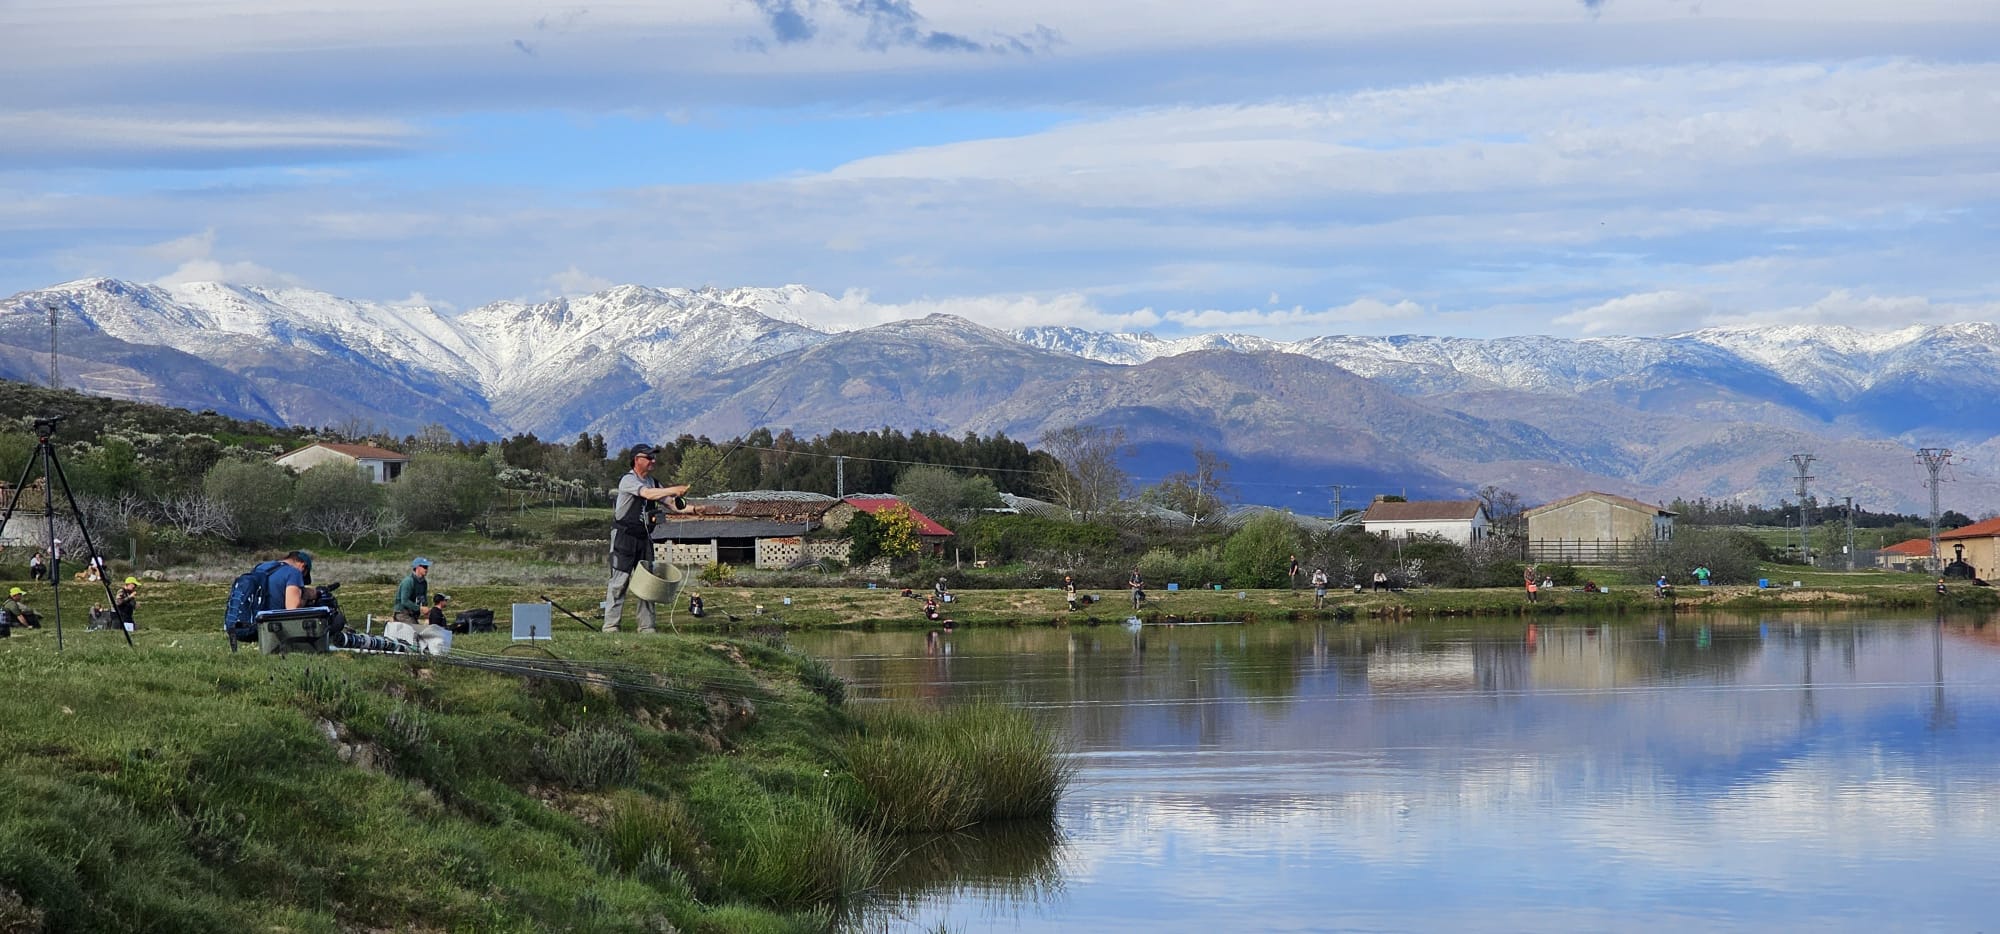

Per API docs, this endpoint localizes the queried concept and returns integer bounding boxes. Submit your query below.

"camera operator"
[604,444,692,634]
[266,550,316,610]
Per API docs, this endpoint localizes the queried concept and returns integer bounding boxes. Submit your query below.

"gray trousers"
[605,566,656,633]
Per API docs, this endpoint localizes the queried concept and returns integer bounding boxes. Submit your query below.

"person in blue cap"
[394,556,432,623]
[267,550,315,610]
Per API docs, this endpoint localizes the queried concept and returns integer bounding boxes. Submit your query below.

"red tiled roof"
[1941,516,2000,540]
[1361,499,1485,522]
[1881,538,1936,556]
[842,496,954,537]
[278,441,409,461]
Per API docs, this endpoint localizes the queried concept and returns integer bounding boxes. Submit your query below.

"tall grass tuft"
[290,665,359,719]
[534,724,638,791]
[717,797,882,907]
[604,790,709,885]
[795,654,847,707]
[848,701,1074,832]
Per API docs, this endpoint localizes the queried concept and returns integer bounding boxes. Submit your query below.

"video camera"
[30,414,64,435]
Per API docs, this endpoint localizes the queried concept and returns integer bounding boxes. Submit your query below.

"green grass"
[0,618,1071,931]
[848,702,1074,833]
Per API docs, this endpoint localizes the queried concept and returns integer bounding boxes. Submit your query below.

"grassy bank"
[5,564,1988,642]
[0,628,1071,932]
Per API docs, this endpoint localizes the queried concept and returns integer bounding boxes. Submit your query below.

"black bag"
[453,608,495,633]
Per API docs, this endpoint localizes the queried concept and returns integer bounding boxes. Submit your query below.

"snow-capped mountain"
[4,276,1998,513]
[0,278,831,435]
[1012,326,1287,364]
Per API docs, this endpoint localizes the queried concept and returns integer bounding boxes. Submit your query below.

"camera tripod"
[0,415,131,651]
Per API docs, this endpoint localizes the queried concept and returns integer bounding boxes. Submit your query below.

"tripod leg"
[43,446,133,649]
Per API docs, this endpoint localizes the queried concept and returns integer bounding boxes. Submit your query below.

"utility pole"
[1327,483,1348,522]
[1789,453,1815,566]
[1844,496,1855,572]
[1916,448,1954,573]
[834,455,847,499]
[47,302,59,391]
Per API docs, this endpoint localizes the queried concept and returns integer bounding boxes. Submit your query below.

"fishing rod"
[666,386,787,502]
[540,594,609,633]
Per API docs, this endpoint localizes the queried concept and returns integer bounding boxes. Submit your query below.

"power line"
[1916,447,1954,573]
[705,442,1049,478]
[1789,453,1815,566]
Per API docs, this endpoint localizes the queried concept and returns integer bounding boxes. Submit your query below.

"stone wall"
[756,536,804,569]
[667,541,715,566]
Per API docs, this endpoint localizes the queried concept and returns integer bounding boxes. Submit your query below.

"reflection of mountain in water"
[804,615,1998,793]
[807,615,2000,932]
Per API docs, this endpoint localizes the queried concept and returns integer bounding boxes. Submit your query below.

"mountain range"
[3,277,1995,515]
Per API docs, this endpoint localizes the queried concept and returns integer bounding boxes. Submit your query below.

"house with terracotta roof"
[1876,537,1936,572]
[821,496,956,557]
[275,442,411,483]
[1360,499,1489,546]
[1939,517,2000,581]
[1522,491,1675,562]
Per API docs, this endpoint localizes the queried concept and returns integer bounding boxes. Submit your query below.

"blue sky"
[3,0,1997,338]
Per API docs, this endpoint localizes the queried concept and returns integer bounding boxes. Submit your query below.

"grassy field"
[4,554,1985,642]
[0,593,1071,932]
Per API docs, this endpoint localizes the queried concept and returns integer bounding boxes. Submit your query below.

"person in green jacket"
[394,557,432,623]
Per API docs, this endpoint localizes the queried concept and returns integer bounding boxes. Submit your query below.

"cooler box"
[255,607,334,655]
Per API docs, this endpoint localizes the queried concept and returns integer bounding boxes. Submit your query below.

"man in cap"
[395,557,432,623]
[605,443,692,634]
[3,586,42,631]
[267,550,315,611]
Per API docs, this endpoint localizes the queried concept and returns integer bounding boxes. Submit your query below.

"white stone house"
[275,442,410,483]
[1360,499,1491,546]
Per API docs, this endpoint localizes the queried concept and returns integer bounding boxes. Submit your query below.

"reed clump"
[848,701,1074,833]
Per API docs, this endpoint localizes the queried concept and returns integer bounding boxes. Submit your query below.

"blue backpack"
[223,560,283,639]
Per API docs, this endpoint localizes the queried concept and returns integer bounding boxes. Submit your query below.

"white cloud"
[1731,290,2000,330]
[775,288,1162,333]
[821,62,2000,209]
[548,265,615,296]
[0,111,419,168]
[1164,299,1427,334]
[390,291,454,313]
[1552,290,1713,336]
[142,228,306,290]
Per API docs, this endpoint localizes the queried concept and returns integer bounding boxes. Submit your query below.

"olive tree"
[202,458,295,545]
[1222,512,1304,588]
[387,454,498,531]
[292,463,388,548]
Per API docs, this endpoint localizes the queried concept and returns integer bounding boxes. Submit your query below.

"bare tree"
[1146,444,1235,524]
[371,508,408,548]
[1037,425,1131,523]
[409,423,459,455]
[156,493,238,541]
[1477,485,1526,542]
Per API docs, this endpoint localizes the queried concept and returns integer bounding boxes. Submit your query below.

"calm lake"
[793,613,2000,933]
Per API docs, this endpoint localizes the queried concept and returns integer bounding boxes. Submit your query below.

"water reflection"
[799,613,2000,932]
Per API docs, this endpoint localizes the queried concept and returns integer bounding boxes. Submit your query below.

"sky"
[3,0,1998,339]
